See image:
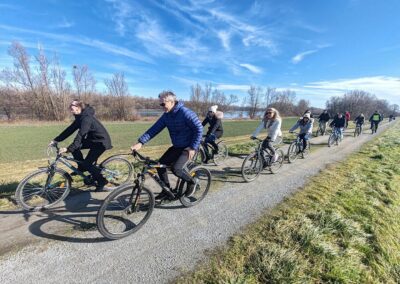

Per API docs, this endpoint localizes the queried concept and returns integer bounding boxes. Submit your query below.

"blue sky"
[1,0,400,107]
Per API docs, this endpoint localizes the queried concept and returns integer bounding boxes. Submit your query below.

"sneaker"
[185,182,196,197]
[271,153,279,163]
[94,178,108,192]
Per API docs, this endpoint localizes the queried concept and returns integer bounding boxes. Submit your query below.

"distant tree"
[104,72,133,120]
[247,85,263,119]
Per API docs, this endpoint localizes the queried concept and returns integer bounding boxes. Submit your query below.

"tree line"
[0,41,397,121]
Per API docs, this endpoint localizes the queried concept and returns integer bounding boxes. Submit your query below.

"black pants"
[71,141,106,184]
[262,137,275,155]
[371,121,380,130]
[157,146,193,188]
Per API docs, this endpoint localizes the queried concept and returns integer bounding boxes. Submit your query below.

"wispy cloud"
[217,30,231,51]
[239,63,263,74]
[105,0,134,36]
[291,49,318,64]
[56,18,75,29]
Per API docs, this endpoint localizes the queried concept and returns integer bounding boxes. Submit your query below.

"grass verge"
[177,122,400,283]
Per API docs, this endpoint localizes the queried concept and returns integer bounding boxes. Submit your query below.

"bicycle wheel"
[180,166,212,207]
[269,149,285,174]
[194,147,206,165]
[15,168,71,211]
[287,142,299,163]
[213,141,228,166]
[100,156,133,190]
[97,184,155,240]
[241,152,263,182]
[302,141,311,158]
[328,134,335,147]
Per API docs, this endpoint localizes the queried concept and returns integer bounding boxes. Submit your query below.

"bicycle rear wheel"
[269,149,285,174]
[241,152,263,182]
[213,141,228,166]
[97,184,155,240]
[100,156,133,190]
[287,142,299,163]
[15,168,71,211]
[180,166,212,207]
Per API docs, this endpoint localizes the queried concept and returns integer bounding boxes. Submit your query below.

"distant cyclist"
[318,110,331,135]
[354,113,365,132]
[201,105,224,163]
[50,100,112,191]
[251,107,282,162]
[345,111,351,128]
[289,113,313,153]
[369,110,382,131]
[330,113,346,140]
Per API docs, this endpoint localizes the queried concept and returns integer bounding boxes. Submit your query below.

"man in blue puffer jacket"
[131,91,203,200]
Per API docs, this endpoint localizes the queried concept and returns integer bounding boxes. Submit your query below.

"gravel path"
[0,122,392,283]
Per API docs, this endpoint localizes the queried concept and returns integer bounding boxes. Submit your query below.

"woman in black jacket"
[201,105,223,163]
[50,100,112,191]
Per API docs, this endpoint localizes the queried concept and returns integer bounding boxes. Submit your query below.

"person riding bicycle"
[345,111,351,128]
[251,107,282,163]
[318,110,331,135]
[329,113,346,139]
[130,91,203,200]
[289,113,313,153]
[50,100,112,191]
[369,110,382,131]
[201,105,224,164]
[354,113,365,131]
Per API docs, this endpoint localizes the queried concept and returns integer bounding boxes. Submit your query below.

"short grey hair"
[158,91,177,102]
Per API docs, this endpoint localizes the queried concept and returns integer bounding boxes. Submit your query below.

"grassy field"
[0,118,298,163]
[177,122,400,283]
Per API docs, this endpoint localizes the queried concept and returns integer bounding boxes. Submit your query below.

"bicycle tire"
[287,142,299,163]
[96,184,155,240]
[302,141,311,158]
[269,149,285,174]
[328,134,335,147]
[241,152,263,182]
[100,156,133,190]
[15,168,71,211]
[213,141,228,166]
[179,166,212,207]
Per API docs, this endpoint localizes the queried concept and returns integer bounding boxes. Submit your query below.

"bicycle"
[353,124,362,137]
[328,127,343,147]
[194,136,228,166]
[15,144,133,211]
[241,137,285,182]
[96,150,212,240]
[371,122,378,134]
[287,132,311,163]
[315,121,328,137]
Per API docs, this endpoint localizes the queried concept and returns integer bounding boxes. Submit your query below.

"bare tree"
[264,87,277,108]
[295,99,310,116]
[73,65,96,102]
[104,72,132,120]
[247,85,263,119]
[189,83,203,115]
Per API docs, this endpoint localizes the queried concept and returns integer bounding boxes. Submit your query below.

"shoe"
[271,154,279,163]
[185,182,196,197]
[212,148,219,155]
[94,178,108,192]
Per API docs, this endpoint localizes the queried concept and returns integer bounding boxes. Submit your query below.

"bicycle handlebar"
[131,150,160,166]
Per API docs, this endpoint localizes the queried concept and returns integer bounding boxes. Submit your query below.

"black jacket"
[318,112,330,122]
[354,116,365,125]
[330,116,346,128]
[54,106,112,152]
[202,114,223,138]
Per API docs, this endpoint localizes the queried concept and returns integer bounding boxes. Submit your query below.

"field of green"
[0,118,298,163]
[178,122,400,283]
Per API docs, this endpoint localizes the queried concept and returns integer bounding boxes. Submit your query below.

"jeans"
[334,127,344,139]
[204,134,219,159]
[262,137,276,156]
[319,121,328,134]
[298,133,310,151]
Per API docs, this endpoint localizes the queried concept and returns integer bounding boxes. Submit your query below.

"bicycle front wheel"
[97,184,155,240]
[302,141,311,158]
[15,168,71,211]
[213,141,228,166]
[100,156,133,190]
[180,166,212,207]
[328,134,335,147]
[287,142,299,163]
[269,149,285,174]
[241,152,263,182]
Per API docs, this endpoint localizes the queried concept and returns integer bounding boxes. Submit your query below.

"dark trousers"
[204,134,219,159]
[157,146,193,188]
[299,133,310,151]
[71,141,106,184]
[262,137,276,156]
[371,121,380,130]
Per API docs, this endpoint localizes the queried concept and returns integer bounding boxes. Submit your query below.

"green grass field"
[0,118,298,163]
[177,122,400,283]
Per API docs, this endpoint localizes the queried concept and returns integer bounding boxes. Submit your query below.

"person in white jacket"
[251,107,282,162]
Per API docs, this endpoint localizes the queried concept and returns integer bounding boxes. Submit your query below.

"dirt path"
[0,122,393,283]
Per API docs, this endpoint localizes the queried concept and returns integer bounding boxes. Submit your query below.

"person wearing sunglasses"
[49,99,112,191]
[251,107,282,163]
[130,91,203,200]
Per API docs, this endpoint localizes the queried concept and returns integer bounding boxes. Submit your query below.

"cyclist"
[318,110,331,135]
[251,107,282,163]
[289,113,313,153]
[345,111,351,128]
[130,91,203,200]
[354,113,365,132]
[369,110,382,131]
[50,100,112,191]
[329,113,346,140]
[201,105,224,164]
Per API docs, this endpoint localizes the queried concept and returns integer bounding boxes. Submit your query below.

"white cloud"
[217,30,231,50]
[57,18,74,29]
[216,84,249,91]
[239,63,262,74]
[105,0,134,36]
[291,49,318,64]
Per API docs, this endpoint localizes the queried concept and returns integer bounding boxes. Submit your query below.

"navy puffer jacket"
[138,101,203,150]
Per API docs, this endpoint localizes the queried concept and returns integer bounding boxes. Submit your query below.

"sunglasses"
[266,112,273,114]
[159,103,166,107]
[69,104,79,108]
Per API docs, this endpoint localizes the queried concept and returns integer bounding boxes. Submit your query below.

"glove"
[250,136,256,140]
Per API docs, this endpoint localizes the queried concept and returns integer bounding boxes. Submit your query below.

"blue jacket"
[138,101,203,150]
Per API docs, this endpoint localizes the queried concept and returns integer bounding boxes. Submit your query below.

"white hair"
[158,91,177,102]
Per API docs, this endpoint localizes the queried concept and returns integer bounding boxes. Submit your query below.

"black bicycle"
[15,144,132,211]
[315,120,328,137]
[354,123,362,137]
[287,132,311,163]
[241,137,285,182]
[371,122,379,134]
[96,151,212,240]
[194,136,228,166]
[328,127,343,147]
